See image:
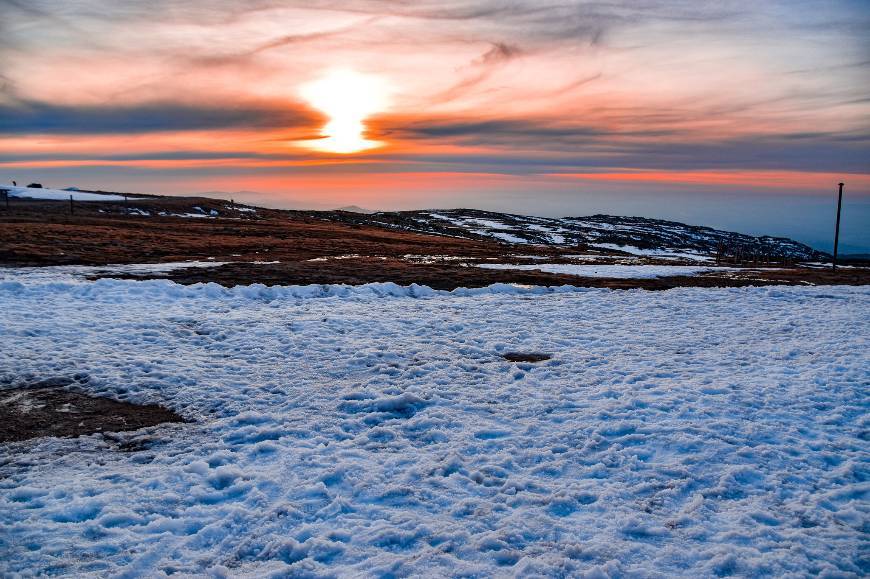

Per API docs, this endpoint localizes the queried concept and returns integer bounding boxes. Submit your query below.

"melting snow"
[488,231,529,244]
[478,263,733,278]
[591,243,712,261]
[0,262,226,284]
[0,270,866,576]
[466,219,512,230]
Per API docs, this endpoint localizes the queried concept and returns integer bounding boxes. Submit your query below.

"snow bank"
[5,186,139,202]
[0,271,591,303]
[0,270,867,577]
[478,263,734,278]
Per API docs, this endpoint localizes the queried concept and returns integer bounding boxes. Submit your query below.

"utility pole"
[833,182,844,270]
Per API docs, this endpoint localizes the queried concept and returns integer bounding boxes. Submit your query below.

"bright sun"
[300,69,389,154]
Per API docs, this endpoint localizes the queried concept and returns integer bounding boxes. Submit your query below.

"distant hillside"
[2,185,829,262]
[335,205,376,214]
[302,208,829,262]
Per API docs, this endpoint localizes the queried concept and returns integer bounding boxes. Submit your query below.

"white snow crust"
[0,270,866,577]
[478,263,734,279]
[590,244,713,261]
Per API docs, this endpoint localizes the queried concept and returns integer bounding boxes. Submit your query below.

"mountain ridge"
[300,207,828,262]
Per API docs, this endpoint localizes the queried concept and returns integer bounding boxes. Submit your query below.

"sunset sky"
[2,0,868,251]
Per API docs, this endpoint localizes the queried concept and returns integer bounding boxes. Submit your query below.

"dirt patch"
[0,380,184,443]
[503,352,552,363]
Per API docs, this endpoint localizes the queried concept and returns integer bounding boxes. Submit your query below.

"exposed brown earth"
[0,379,184,443]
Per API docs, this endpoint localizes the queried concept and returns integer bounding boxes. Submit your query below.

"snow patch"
[5,186,139,202]
[478,263,734,278]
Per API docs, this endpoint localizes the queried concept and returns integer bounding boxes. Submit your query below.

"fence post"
[69,194,74,216]
[833,182,844,271]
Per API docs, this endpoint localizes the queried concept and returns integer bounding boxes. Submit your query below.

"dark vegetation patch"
[503,352,552,363]
[0,379,184,443]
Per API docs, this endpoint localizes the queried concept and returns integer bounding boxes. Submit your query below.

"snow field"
[0,272,867,577]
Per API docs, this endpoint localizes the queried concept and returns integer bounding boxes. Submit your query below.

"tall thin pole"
[833,182,844,270]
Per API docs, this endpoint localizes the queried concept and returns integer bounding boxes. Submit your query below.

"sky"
[1,0,869,252]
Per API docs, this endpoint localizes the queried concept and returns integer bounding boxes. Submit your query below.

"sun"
[300,69,389,154]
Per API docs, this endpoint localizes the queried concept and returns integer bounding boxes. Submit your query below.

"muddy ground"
[0,379,184,443]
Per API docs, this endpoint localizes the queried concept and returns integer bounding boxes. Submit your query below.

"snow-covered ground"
[590,244,714,262]
[5,186,138,202]
[0,269,867,577]
[478,263,735,279]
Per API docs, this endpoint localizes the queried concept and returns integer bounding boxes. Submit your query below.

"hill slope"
[308,208,828,262]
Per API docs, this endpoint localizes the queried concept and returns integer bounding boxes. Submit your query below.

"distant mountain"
[335,205,376,214]
[308,208,828,262]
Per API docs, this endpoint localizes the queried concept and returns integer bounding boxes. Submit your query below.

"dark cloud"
[614,134,870,174]
[392,118,674,141]
[0,100,319,134]
[0,150,291,162]
[388,117,870,174]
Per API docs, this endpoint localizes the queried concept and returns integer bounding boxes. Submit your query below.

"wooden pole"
[69,194,74,216]
[833,182,844,270]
